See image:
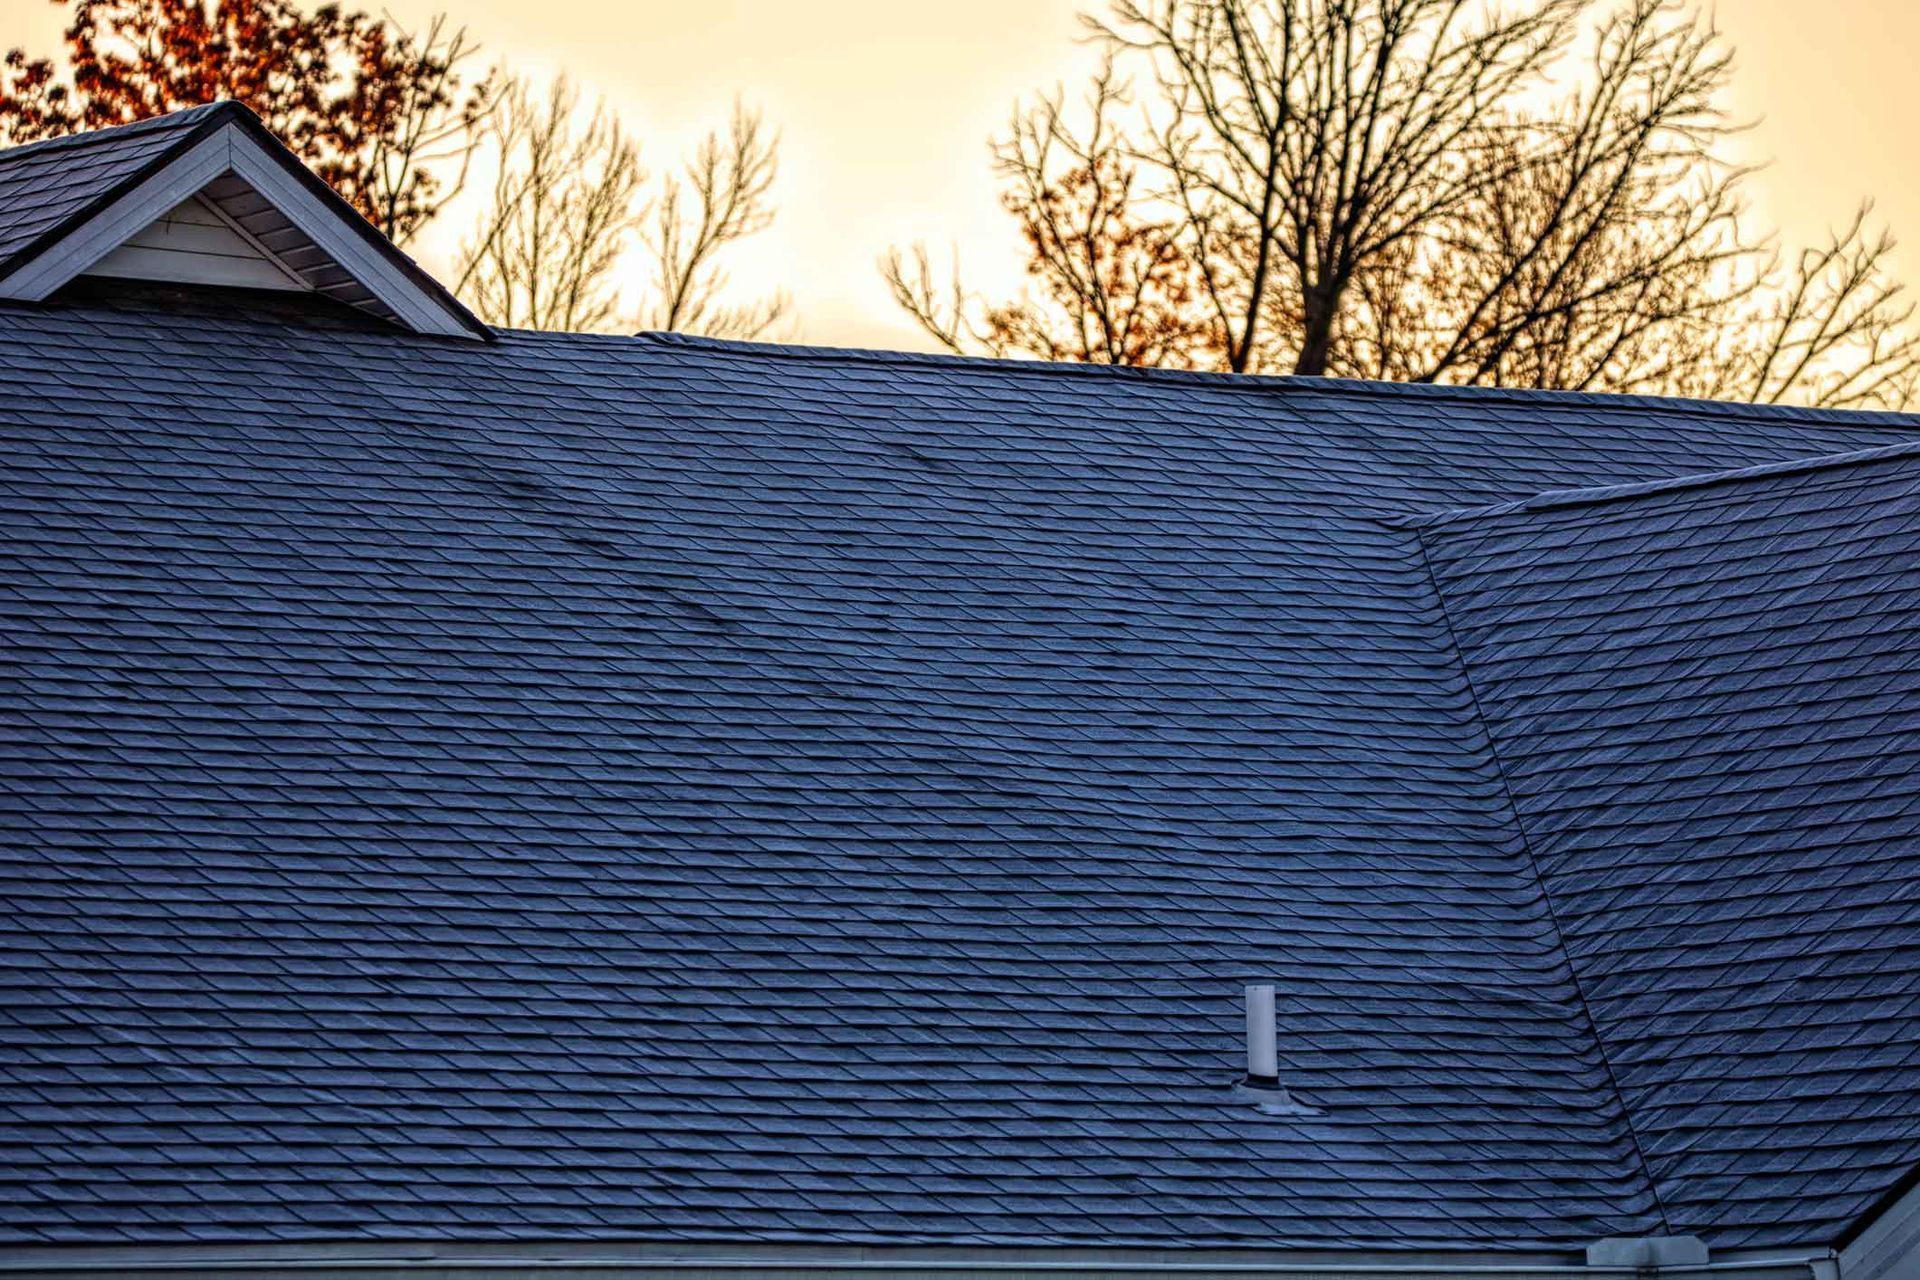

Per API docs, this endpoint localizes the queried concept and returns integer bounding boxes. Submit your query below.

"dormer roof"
[0,101,487,340]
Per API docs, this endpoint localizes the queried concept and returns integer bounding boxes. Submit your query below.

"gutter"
[0,1250,1837,1280]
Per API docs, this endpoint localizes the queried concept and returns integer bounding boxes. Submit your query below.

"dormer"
[0,101,487,340]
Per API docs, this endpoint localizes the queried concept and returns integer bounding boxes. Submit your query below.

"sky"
[3,0,1917,352]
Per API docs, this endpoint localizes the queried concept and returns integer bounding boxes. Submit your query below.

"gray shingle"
[1412,443,1920,1248]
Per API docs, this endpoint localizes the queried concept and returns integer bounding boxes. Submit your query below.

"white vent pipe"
[1244,983,1279,1086]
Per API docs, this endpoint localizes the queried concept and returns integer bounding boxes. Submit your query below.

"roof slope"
[3,280,1917,1254]
[1410,444,1920,1245]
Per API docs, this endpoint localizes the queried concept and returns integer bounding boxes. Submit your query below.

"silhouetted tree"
[455,77,786,337]
[0,0,491,244]
[889,0,1918,409]
[1708,209,1920,410]
[639,99,788,340]
[885,61,1219,365]
[453,75,645,332]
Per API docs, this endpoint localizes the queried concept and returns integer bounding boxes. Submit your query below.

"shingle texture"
[2,280,1918,1254]
[1409,445,1920,1243]
[0,105,222,270]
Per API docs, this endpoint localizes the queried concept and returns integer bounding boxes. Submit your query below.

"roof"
[1407,442,1920,1238]
[2,122,1920,1264]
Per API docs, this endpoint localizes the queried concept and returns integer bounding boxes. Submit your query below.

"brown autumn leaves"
[4,0,1916,409]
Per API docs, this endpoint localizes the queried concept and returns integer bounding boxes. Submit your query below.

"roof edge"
[1388,438,1920,533]
[0,102,233,166]
[1834,1155,1920,1253]
[0,1238,1839,1279]
[633,332,1920,431]
[0,102,242,290]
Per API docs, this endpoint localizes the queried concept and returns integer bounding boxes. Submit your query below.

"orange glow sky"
[3,0,1915,352]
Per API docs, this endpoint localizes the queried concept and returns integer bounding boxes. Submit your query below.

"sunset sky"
[3,0,1915,352]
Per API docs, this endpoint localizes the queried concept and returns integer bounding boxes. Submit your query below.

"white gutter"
[0,1249,1836,1278]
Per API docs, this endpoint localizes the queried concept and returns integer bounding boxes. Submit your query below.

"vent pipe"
[1244,983,1279,1086]
[1237,983,1318,1116]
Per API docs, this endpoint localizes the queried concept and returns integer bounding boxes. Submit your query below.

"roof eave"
[0,1239,1847,1280]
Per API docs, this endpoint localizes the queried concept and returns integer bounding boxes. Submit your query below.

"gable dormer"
[0,101,487,340]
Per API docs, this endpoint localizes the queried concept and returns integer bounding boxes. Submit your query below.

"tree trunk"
[1294,286,1337,376]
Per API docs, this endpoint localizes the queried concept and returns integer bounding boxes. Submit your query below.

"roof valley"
[1400,517,1673,1234]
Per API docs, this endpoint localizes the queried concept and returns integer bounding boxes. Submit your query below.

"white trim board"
[1838,1175,1920,1280]
[0,128,234,299]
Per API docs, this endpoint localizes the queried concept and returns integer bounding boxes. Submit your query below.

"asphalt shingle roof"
[0,240,1917,1252]
[1408,443,1920,1242]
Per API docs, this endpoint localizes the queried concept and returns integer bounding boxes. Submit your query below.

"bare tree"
[891,0,1919,409]
[884,61,1220,366]
[1374,1,1750,390]
[639,100,789,340]
[1112,0,1590,375]
[454,75,646,332]
[353,16,496,246]
[1710,209,1920,411]
[455,81,787,337]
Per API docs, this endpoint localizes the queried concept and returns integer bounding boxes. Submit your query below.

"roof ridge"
[1392,437,1920,532]
[0,102,237,167]
[633,331,1920,429]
